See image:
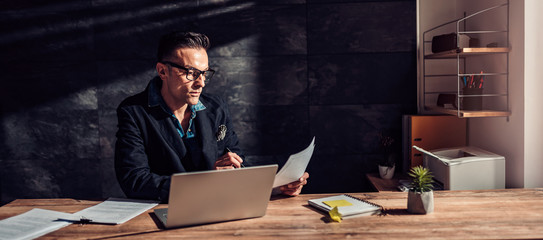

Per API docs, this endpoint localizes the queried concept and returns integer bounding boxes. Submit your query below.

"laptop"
[154,164,278,228]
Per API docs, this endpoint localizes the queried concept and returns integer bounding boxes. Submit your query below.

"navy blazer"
[114,78,245,202]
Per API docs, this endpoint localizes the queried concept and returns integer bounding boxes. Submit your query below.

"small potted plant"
[377,133,396,179]
[407,166,434,214]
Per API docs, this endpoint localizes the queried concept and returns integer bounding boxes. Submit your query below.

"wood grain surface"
[1,188,542,239]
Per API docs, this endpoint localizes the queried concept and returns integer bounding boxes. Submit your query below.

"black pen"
[79,216,92,225]
[226,147,244,168]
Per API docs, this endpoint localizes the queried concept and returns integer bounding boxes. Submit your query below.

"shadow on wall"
[1,1,260,113]
[0,0,417,204]
[0,0,268,204]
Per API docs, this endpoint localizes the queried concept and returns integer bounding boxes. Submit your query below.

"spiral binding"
[344,194,383,210]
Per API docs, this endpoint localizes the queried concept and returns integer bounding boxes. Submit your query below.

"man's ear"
[156,62,168,80]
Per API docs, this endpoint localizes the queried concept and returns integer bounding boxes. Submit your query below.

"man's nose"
[194,74,206,87]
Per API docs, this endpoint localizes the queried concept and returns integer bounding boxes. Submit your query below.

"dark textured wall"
[0,0,416,204]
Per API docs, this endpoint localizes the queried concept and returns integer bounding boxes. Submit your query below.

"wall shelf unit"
[421,2,510,118]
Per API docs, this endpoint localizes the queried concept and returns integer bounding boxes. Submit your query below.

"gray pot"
[407,190,434,214]
[378,164,395,179]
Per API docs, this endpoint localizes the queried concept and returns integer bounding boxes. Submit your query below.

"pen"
[79,216,92,225]
[226,147,244,168]
[479,71,484,88]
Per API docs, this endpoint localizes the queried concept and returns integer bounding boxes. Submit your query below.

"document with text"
[0,208,73,240]
[273,137,315,188]
[62,198,159,225]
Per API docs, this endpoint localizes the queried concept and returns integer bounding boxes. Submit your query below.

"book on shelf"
[308,194,382,218]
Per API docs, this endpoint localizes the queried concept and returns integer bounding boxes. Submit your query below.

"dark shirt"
[114,77,245,202]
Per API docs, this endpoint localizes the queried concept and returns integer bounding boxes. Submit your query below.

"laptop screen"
[156,164,278,228]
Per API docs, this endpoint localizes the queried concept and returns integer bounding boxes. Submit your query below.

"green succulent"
[408,166,434,193]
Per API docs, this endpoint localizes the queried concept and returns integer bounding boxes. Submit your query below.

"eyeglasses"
[160,61,215,83]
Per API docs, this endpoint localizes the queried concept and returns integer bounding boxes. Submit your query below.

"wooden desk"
[1,189,543,239]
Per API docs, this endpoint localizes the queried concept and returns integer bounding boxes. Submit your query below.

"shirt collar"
[148,77,206,114]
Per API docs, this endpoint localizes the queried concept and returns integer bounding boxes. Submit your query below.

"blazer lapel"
[146,80,188,168]
[151,108,188,165]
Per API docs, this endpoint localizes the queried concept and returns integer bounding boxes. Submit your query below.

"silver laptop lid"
[163,164,278,228]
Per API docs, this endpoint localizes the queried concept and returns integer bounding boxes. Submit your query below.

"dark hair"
[157,31,210,61]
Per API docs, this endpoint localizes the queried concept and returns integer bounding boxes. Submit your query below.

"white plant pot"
[407,190,434,214]
[378,165,395,179]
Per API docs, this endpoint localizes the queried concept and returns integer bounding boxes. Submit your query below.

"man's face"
[157,47,209,107]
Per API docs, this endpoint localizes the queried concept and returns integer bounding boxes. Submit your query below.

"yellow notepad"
[308,194,382,218]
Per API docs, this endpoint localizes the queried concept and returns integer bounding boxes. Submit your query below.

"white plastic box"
[417,146,505,190]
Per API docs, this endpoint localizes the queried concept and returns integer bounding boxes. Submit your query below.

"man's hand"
[214,152,244,169]
[280,172,309,196]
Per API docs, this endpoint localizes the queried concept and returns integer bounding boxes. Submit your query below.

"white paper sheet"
[63,198,158,225]
[0,208,73,240]
[273,137,315,188]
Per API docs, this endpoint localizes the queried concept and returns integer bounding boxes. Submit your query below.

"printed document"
[63,198,159,224]
[273,137,315,188]
[0,208,73,240]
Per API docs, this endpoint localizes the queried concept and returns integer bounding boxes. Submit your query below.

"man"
[115,31,309,202]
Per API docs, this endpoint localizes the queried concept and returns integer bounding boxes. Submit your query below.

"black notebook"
[308,194,382,218]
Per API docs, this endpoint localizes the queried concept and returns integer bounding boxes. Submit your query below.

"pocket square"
[216,124,227,141]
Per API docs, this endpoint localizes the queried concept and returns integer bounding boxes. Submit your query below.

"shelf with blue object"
[423,48,510,118]
[420,2,511,118]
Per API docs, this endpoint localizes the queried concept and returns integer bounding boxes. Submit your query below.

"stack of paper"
[0,198,158,240]
[0,208,73,240]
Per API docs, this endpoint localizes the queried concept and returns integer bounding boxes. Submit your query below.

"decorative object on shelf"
[460,72,485,110]
[431,32,470,53]
[420,2,510,118]
[377,132,396,179]
[436,93,457,109]
[407,166,434,214]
